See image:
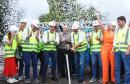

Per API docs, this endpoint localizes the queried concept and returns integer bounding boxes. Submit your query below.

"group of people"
[2,12,130,84]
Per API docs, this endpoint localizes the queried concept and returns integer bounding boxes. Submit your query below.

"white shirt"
[22,27,32,41]
[71,30,86,44]
[42,30,59,44]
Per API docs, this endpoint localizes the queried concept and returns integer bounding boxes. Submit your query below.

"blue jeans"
[85,48,91,67]
[23,51,38,79]
[74,51,86,80]
[91,51,102,79]
[115,51,130,84]
[43,51,57,79]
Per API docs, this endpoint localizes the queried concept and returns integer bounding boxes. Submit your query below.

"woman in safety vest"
[3,25,19,83]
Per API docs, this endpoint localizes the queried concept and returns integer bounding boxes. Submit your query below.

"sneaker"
[89,77,97,83]
[72,74,78,79]
[99,78,102,83]
[24,79,31,84]
[7,78,14,83]
[12,78,18,83]
[33,79,40,83]
[18,76,24,81]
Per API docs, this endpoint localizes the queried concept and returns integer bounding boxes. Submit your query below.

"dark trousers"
[16,59,24,77]
[57,49,75,77]
[37,51,44,75]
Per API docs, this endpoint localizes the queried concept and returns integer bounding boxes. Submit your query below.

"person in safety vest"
[89,20,102,83]
[17,18,27,81]
[22,20,40,84]
[36,27,44,76]
[42,21,59,83]
[71,22,88,83]
[113,16,130,84]
[96,12,116,84]
[3,25,19,83]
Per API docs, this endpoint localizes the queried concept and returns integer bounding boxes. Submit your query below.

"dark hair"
[7,31,11,41]
[117,16,126,23]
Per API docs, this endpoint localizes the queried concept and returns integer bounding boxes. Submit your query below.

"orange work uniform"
[101,30,115,84]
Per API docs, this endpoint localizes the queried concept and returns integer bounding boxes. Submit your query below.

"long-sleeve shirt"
[58,32,72,50]
[71,30,86,44]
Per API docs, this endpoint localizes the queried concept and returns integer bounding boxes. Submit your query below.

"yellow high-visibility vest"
[91,30,102,52]
[72,30,88,52]
[4,35,17,58]
[22,31,38,52]
[115,27,130,52]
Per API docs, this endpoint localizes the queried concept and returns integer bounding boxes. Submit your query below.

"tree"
[39,0,96,22]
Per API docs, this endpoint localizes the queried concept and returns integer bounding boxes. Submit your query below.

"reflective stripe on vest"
[44,31,57,51]
[73,30,87,52]
[4,49,15,58]
[4,36,17,58]
[22,32,38,52]
[91,30,102,51]
[115,28,129,52]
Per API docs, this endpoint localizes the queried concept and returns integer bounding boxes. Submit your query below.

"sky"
[77,0,130,22]
[17,0,49,23]
[16,0,130,23]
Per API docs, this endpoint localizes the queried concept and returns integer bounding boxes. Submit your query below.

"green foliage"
[40,0,96,22]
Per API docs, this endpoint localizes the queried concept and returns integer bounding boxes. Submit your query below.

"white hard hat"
[31,20,39,28]
[48,21,56,26]
[92,20,99,26]
[9,25,19,33]
[72,22,79,29]
[20,18,27,23]
[111,21,117,26]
